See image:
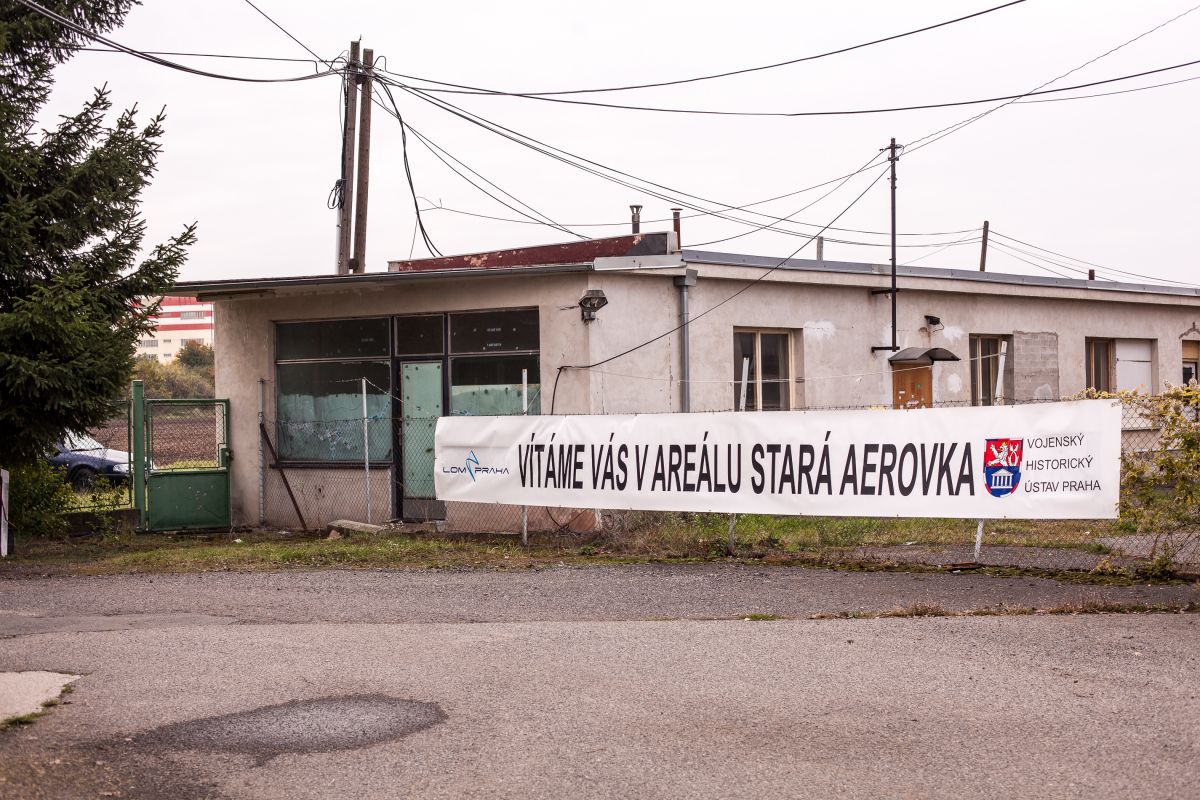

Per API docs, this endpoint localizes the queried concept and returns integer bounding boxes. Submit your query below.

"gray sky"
[38,0,1200,285]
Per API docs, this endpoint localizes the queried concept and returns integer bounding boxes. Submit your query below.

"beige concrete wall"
[214,273,594,527]
[213,263,1200,529]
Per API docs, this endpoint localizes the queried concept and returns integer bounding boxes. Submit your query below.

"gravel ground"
[1,564,1198,631]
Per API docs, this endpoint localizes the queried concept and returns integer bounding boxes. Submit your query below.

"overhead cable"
[390,58,1200,117]
[385,1,1029,96]
[13,0,339,83]
[549,166,891,412]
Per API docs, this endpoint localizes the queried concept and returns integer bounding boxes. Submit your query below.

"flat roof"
[170,248,1199,300]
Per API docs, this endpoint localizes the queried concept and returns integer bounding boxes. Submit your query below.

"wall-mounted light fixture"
[579,289,608,322]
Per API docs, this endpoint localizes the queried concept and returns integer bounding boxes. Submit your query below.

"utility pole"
[979,219,990,272]
[336,41,360,276]
[351,47,374,275]
[871,138,901,353]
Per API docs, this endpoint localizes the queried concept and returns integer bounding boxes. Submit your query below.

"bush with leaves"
[1116,384,1200,562]
[7,460,74,537]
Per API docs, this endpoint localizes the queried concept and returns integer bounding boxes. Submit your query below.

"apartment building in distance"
[135,296,214,362]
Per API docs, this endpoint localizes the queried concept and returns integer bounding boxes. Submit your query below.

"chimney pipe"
[1088,268,1095,281]
[816,236,824,261]
[630,204,642,234]
[671,208,682,252]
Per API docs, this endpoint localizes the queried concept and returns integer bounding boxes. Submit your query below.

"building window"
[180,310,206,320]
[445,309,540,415]
[1183,341,1199,385]
[969,335,1011,406]
[1114,339,1154,393]
[733,330,790,411]
[137,339,157,348]
[274,318,391,462]
[1086,338,1114,392]
[181,338,205,346]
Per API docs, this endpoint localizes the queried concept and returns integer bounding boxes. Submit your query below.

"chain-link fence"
[58,400,132,512]
[250,398,1198,574]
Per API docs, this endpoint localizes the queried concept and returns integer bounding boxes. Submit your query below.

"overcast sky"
[36,0,1200,285]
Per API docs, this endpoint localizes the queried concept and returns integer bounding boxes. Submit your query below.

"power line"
[391,58,1200,117]
[901,2,1200,157]
[549,164,891,412]
[79,47,321,64]
[385,1,1029,96]
[374,83,442,257]
[372,85,584,240]
[990,231,1200,288]
[13,0,339,83]
[238,0,328,64]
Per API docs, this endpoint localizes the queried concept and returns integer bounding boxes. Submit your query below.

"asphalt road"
[0,566,1197,799]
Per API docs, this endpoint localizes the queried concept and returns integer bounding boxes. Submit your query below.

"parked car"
[48,432,131,490]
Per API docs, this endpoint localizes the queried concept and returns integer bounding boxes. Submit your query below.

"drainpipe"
[630,204,642,234]
[674,269,698,412]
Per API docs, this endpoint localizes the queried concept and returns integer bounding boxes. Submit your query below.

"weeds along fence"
[245,397,1200,575]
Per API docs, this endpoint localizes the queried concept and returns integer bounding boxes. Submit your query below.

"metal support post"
[521,368,529,546]
[257,378,266,526]
[131,379,147,529]
[974,519,985,562]
[362,377,371,524]
[729,357,751,554]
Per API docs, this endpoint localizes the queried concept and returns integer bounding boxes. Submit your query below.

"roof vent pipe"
[671,208,682,252]
[630,204,643,234]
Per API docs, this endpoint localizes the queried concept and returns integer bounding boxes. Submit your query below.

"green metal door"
[400,362,443,520]
[145,399,231,531]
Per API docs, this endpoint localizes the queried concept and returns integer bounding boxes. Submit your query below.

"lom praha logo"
[983,438,1023,498]
[442,449,509,482]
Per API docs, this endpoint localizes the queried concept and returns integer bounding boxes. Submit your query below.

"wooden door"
[892,364,932,409]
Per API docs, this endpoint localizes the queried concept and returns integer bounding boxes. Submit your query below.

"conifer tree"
[0,1,194,465]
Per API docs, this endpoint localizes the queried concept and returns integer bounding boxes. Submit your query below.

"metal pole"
[889,137,898,351]
[521,368,529,546]
[351,47,374,274]
[362,377,371,524]
[979,220,990,272]
[974,519,985,562]
[257,378,266,526]
[336,41,360,275]
[131,379,147,529]
[729,358,751,554]
[1,469,9,557]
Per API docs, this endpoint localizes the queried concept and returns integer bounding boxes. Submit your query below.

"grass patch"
[0,683,74,732]
[808,600,1198,620]
[739,613,785,621]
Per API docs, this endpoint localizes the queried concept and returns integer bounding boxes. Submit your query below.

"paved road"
[2,564,1198,628]
[0,567,1197,799]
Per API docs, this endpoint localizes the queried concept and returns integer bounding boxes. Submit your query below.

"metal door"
[145,399,231,530]
[399,362,444,520]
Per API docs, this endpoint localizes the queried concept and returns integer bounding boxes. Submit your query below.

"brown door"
[892,363,932,409]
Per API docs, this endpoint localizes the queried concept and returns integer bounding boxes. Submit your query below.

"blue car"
[49,433,131,490]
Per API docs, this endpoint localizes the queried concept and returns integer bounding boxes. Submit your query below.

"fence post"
[974,519,985,562]
[728,357,752,555]
[258,378,266,527]
[521,368,529,546]
[131,379,147,529]
[362,377,371,525]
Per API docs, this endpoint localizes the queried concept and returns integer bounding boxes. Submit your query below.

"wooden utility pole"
[336,41,361,276]
[351,48,374,275]
[979,219,990,272]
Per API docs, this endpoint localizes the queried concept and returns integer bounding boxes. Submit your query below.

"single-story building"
[172,231,1200,530]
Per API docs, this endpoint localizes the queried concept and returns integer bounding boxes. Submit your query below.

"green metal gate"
[140,397,231,531]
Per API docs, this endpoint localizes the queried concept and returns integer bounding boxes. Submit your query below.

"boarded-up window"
[1115,339,1154,393]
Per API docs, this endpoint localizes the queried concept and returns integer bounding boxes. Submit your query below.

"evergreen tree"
[0,1,195,465]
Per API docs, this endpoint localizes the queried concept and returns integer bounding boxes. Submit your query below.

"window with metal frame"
[1182,340,1198,385]
[733,330,791,411]
[1086,338,1114,392]
[274,318,392,462]
[969,334,1012,406]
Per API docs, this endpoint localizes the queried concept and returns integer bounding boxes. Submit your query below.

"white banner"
[434,400,1122,519]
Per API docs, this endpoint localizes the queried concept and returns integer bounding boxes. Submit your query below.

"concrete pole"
[336,41,360,275]
[351,47,374,274]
